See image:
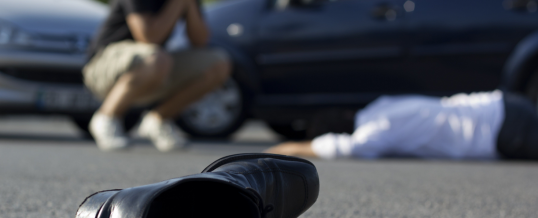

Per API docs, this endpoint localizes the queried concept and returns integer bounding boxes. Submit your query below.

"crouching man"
[266,91,538,160]
[83,0,231,152]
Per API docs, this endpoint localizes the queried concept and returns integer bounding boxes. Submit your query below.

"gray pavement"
[0,116,538,218]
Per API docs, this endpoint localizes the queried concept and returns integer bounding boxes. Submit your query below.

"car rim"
[180,79,242,134]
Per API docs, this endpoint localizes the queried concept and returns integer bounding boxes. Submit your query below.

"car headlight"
[0,19,33,46]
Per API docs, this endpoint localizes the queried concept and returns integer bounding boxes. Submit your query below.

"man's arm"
[184,0,210,47]
[126,0,192,44]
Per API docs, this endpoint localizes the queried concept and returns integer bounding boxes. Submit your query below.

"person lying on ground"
[84,0,231,152]
[266,90,538,160]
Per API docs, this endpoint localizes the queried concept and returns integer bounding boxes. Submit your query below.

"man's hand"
[127,0,194,44]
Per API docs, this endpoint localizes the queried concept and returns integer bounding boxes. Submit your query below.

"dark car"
[177,0,538,139]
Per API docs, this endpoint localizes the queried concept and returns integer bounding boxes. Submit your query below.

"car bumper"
[0,50,86,68]
[0,72,101,114]
[0,51,101,114]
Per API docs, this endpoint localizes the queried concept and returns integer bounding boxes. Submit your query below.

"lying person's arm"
[127,0,194,44]
[264,141,317,157]
[265,133,359,159]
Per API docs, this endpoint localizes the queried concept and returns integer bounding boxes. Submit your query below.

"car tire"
[268,123,307,140]
[71,113,140,139]
[175,79,246,138]
[526,68,538,109]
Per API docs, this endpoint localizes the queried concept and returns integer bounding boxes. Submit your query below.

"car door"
[405,0,538,95]
[255,0,407,105]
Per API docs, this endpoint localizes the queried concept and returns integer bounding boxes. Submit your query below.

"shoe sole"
[201,153,315,173]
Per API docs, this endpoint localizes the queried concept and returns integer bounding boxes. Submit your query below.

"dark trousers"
[497,93,538,160]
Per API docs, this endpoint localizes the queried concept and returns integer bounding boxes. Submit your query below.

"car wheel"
[71,113,140,139]
[526,69,538,109]
[268,123,307,140]
[175,79,246,138]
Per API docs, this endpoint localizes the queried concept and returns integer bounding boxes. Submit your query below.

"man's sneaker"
[138,113,186,152]
[89,113,130,151]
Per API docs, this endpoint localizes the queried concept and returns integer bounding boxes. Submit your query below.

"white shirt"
[312,90,505,160]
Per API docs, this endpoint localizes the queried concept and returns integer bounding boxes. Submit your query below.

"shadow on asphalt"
[0,133,278,147]
[0,133,88,142]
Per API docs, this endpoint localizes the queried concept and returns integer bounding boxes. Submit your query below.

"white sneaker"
[138,113,186,152]
[89,113,130,151]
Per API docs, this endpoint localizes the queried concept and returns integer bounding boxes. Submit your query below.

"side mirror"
[298,0,325,5]
[273,0,325,10]
[371,4,400,21]
[290,0,326,7]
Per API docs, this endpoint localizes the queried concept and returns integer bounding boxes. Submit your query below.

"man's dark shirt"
[87,0,168,59]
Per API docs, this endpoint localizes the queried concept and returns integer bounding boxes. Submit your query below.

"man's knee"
[207,60,231,86]
[130,50,172,87]
[147,50,173,81]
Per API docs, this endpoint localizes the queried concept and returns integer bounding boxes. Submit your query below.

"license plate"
[36,89,101,111]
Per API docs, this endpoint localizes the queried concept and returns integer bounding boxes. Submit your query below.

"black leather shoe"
[76,153,319,218]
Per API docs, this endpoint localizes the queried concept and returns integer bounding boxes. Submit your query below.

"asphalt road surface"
[0,116,537,218]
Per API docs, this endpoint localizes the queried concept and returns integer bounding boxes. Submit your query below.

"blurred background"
[2,0,538,141]
[1,0,538,217]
